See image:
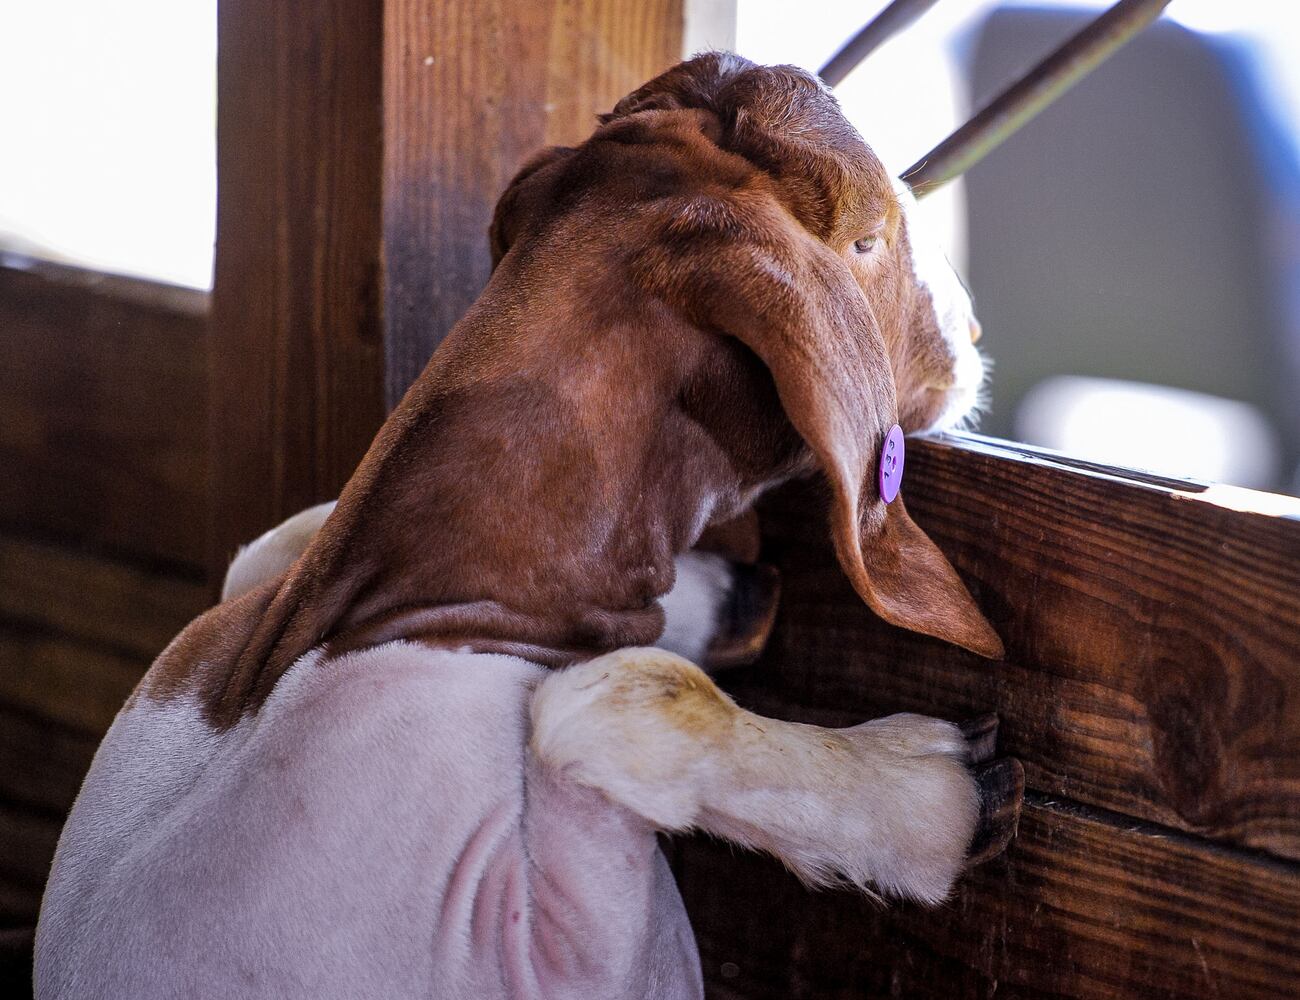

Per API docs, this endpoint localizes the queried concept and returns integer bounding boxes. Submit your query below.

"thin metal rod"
[903,0,1173,197]
[819,0,944,87]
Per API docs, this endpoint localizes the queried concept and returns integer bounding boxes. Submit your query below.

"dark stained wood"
[0,589,178,947]
[676,798,1300,1000]
[209,0,388,579]
[0,262,209,567]
[0,535,209,661]
[672,430,1300,998]
[725,433,1300,861]
[381,0,684,401]
[0,606,161,937]
[0,261,210,976]
[0,799,65,916]
[0,629,146,742]
[0,925,35,1000]
[0,535,201,938]
[0,564,161,925]
[0,702,102,925]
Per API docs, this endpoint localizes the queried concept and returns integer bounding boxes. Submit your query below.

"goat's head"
[484,53,1000,657]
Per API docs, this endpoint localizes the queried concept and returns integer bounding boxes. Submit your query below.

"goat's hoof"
[958,714,1023,867]
[703,562,781,670]
[966,757,1024,868]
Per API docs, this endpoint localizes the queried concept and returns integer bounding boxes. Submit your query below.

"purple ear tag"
[878,424,904,503]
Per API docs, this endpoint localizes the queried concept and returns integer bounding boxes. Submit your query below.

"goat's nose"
[969,319,983,344]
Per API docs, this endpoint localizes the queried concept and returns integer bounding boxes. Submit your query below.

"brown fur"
[146,53,1001,729]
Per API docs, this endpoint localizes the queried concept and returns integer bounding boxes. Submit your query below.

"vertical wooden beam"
[210,0,387,574]
[381,0,685,403]
[211,0,686,578]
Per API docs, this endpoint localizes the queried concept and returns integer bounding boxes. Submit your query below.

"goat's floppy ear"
[489,146,576,266]
[644,195,1003,658]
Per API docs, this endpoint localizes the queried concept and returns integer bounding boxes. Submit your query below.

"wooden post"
[209,0,387,574]
[381,0,685,403]
[209,0,688,578]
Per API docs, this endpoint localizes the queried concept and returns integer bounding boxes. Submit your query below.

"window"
[737,0,1300,495]
[0,1,216,289]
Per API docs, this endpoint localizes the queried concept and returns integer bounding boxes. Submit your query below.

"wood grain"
[0,702,102,925]
[672,431,1300,997]
[210,0,388,579]
[675,797,1300,1000]
[0,798,64,927]
[0,262,208,567]
[0,535,208,661]
[0,630,143,743]
[0,261,210,984]
[214,0,682,578]
[0,532,203,936]
[543,0,684,144]
[729,434,1300,860]
[381,0,683,401]
[0,604,163,936]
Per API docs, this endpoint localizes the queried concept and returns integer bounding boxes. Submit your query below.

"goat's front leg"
[530,648,1020,904]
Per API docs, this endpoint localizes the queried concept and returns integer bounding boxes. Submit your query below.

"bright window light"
[1016,376,1282,488]
[0,1,216,289]
[0,2,1290,295]
[736,0,1298,272]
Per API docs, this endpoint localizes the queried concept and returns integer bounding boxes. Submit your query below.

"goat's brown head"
[169,54,1002,728]
[487,53,1000,657]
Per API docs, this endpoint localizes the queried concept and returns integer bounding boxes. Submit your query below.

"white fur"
[221,501,337,601]
[531,649,979,905]
[38,645,703,999]
[220,508,979,905]
[36,692,237,998]
[894,178,989,433]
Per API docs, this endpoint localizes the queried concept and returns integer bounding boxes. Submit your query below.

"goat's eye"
[853,236,878,254]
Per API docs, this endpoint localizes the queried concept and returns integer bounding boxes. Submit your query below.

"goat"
[36,53,1019,1000]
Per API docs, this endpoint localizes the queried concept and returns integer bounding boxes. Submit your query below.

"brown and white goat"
[36,53,1016,1000]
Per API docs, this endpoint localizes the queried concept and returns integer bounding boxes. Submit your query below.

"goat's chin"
[923,379,989,435]
[922,348,990,435]
[924,386,980,434]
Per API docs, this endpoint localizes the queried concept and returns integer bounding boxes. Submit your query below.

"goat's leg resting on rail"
[530,648,1019,904]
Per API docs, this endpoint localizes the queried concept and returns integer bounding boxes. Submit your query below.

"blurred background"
[7,1,1295,492]
[740,0,1300,495]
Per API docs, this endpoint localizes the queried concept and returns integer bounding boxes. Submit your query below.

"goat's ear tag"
[878,424,905,503]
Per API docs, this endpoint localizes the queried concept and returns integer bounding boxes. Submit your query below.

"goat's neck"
[287,369,741,668]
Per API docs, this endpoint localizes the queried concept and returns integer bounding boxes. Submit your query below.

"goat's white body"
[37,545,734,1000]
[37,644,702,1000]
[37,532,979,999]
